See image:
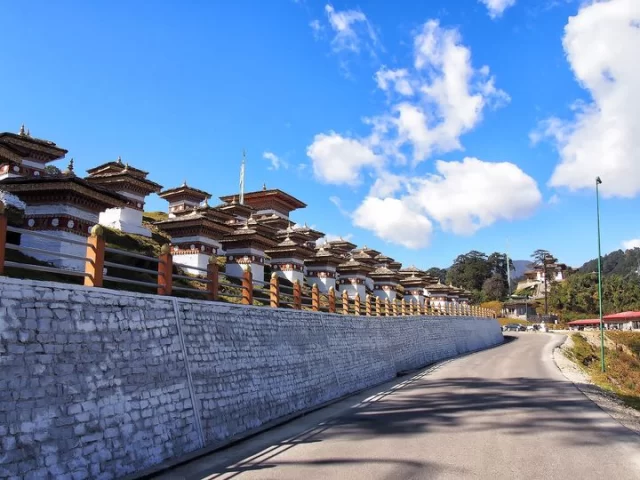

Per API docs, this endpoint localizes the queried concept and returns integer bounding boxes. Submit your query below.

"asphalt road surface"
[155,333,640,480]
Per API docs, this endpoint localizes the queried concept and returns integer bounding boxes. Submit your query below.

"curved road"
[155,333,640,480]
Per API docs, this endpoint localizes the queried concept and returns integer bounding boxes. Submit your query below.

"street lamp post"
[596,176,605,373]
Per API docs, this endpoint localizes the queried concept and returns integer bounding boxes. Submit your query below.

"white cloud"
[329,195,350,216]
[307,19,508,184]
[307,132,383,185]
[310,19,323,40]
[479,0,516,19]
[536,0,640,198]
[622,239,640,250]
[354,158,541,246]
[369,171,406,198]
[263,151,288,170]
[324,4,378,54]
[548,194,560,205]
[408,158,541,235]
[375,68,414,96]
[352,196,433,249]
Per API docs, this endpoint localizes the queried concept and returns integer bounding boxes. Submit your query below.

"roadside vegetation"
[567,332,640,410]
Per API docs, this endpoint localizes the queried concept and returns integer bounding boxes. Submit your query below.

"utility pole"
[596,176,605,373]
[506,239,511,295]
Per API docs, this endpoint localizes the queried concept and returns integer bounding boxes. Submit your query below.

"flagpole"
[239,149,246,205]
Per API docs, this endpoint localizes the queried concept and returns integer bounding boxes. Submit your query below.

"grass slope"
[567,332,640,410]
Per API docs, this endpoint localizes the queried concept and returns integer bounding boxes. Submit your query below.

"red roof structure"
[567,318,628,326]
[604,311,640,320]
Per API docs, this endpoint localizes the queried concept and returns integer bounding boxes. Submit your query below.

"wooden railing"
[0,208,495,318]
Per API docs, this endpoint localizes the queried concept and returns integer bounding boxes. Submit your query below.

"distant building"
[516,262,569,298]
[502,300,537,320]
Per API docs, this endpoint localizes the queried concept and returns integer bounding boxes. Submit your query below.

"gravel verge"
[553,334,640,436]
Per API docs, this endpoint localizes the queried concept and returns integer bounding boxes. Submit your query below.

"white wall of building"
[99,207,150,237]
[226,262,264,284]
[20,230,88,271]
[306,267,336,294]
[173,253,210,276]
[338,277,366,300]
[404,293,425,306]
[373,286,396,302]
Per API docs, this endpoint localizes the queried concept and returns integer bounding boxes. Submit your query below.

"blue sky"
[2,0,639,269]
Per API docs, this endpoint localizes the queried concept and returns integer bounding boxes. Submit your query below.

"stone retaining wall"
[0,277,502,479]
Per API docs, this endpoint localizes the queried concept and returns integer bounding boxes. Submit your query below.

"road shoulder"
[553,333,640,436]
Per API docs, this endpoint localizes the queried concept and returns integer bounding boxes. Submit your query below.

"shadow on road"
[163,360,637,479]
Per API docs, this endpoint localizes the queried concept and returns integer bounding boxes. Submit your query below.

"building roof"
[567,318,628,326]
[337,257,374,274]
[604,311,640,320]
[325,238,357,252]
[219,188,306,213]
[265,235,314,259]
[370,265,400,281]
[154,214,235,237]
[0,129,68,162]
[0,173,128,211]
[158,182,212,201]
[85,158,162,194]
[292,222,325,241]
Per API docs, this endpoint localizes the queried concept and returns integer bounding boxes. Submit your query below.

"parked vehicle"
[503,323,525,332]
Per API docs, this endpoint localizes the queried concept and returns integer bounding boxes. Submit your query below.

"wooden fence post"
[270,273,279,308]
[400,298,406,316]
[293,280,302,310]
[328,286,336,313]
[312,283,320,311]
[375,296,381,316]
[84,225,105,288]
[342,290,349,315]
[241,266,253,305]
[158,244,173,296]
[392,299,398,316]
[207,257,219,301]
[354,294,361,316]
[0,203,6,275]
[385,298,390,316]
[365,294,372,316]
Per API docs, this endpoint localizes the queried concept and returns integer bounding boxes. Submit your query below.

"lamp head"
[596,176,602,185]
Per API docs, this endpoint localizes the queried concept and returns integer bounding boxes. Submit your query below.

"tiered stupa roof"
[85,157,162,207]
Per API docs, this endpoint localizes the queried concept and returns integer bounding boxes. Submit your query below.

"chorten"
[336,257,374,300]
[400,273,427,307]
[370,265,401,302]
[158,181,212,218]
[219,217,278,282]
[304,246,342,293]
[0,126,67,180]
[85,156,162,237]
[264,235,313,285]
[1,159,127,270]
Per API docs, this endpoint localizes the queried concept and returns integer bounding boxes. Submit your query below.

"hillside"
[578,248,640,278]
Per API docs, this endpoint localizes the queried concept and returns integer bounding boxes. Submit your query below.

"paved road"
[155,333,640,480]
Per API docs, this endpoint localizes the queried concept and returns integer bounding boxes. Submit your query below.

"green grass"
[568,333,640,411]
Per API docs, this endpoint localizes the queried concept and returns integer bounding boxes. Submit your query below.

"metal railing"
[0,208,495,318]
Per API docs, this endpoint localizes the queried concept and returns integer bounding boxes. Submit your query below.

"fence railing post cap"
[90,224,104,237]
[329,286,334,293]
[0,202,5,215]
[241,264,252,273]
[271,272,278,279]
[160,243,171,255]
[208,255,217,264]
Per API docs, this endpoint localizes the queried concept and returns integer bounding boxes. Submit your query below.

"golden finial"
[26,128,30,137]
[117,156,123,165]
[262,182,266,191]
[19,124,25,136]
[182,179,187,187]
